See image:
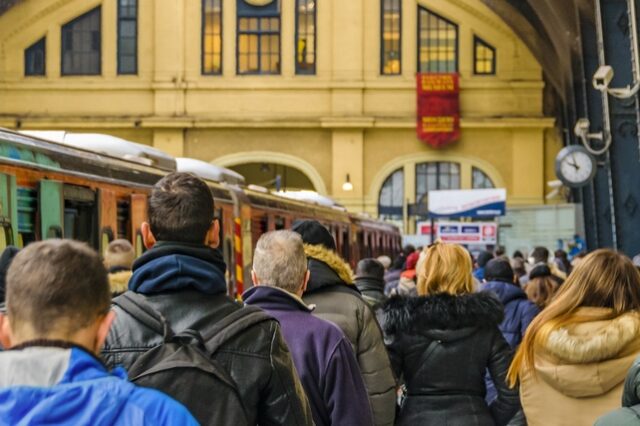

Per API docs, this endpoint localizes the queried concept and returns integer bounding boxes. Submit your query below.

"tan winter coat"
[302,244,397,426]
[108,270,132,296]
[520,307,640,426]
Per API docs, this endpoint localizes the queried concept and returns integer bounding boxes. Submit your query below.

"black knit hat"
[529,264,552,280]
[484,258,514,283]
[292,220,336,251]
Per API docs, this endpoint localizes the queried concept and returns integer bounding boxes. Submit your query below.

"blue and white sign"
[428,188,507,218]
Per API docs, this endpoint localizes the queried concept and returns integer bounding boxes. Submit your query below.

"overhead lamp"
[342,173,353,191]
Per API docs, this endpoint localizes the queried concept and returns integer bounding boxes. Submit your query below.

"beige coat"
[520,307,640,426]
[108,270,132,296]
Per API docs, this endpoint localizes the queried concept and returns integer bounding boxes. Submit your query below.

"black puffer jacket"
[102,242,313,426]
[384,292,519,426]
[302,243,397,426]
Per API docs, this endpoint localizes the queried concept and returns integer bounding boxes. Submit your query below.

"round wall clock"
[555,145,597,188]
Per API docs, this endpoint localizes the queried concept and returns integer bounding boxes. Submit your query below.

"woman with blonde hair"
[508,249,640,426]
[383,242,519,425]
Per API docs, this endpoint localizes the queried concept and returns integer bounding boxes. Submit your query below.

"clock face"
[555,146,597,188]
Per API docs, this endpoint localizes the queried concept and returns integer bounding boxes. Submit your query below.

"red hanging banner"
[416,73,460,148]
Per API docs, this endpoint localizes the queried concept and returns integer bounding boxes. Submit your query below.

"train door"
[39,180,64,240]
[0,173,17,249]
[130,193,147,257]
[98,189,117,253]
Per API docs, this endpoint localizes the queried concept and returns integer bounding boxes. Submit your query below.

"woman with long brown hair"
[384,242,519,425]
[508,249,640,426]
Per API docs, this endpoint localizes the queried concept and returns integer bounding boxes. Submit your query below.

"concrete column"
[511,129,544,204]
[102,0,117,78]
[403,163,416,234]
[222,0,236,76]
[281,0,295,78]
[153,129,185,157]
[153,0,185,116]
[331,130,364,211]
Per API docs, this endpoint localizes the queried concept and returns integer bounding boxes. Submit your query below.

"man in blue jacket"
[0,239,197,425]
[244,230,373,426]
[481,258,539,423]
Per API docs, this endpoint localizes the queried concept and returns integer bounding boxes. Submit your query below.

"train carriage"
[0,128,401,297]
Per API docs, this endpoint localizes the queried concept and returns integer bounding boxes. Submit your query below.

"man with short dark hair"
[355,258,387,310]
[103,172,313,425]
[0,240,197,425]
[244,230,373,426]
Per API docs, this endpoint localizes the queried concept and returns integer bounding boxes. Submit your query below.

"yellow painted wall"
[0,0,559,230]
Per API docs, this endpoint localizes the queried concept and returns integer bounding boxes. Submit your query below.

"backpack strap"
[198,305,273,355]
[113,292,174,340]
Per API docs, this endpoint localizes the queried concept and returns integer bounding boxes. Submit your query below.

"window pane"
[25,37,46,76]
[381,0,401,75]
[472,167,495,189]
[418,7,457,73]
[202,0,222,74]
[295,0,316,74]
[379,169,404,219]
[238,10,280,75]
[473,36,496,75]
[61,7,101,75]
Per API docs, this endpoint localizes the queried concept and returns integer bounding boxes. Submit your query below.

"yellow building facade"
[0,0,560,233]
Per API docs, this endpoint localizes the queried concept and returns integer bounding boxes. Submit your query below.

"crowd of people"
[0,171,640,425]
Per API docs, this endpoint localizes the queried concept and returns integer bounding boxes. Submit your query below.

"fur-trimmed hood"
[535,308,640,398]
[108,270,132,296]
[383,292,504,337]
[304,243,356,293]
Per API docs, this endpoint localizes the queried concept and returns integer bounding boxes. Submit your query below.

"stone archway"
[213,151,329,195]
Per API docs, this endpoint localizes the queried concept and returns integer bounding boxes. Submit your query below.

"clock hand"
[569,155,580,170]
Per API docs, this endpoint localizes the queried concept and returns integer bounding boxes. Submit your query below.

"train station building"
[0,0,570,248]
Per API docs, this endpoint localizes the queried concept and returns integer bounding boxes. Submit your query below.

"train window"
[0,219,12,250]
[135,231,144,257]
[274,216,285,230]
[251,212,268,249]
[17,187,37,246]
[342,228,350,262]
[63,185,97,248]
[356,231,364,261]
[100,227,114,252]
[117,200,131,240]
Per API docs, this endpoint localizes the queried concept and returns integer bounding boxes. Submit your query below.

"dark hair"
[512,250,524,259]
[531,246,549,264]
[6,240,111,336]
[476,251,494,268]
[484,259,515,283]
[402,245,416,256]
[356,258,385,280]
[148,172,214,244]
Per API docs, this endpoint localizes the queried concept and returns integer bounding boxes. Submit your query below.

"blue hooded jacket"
[0,343,198,425]
[128,242,227,295]
[481,280,540,403]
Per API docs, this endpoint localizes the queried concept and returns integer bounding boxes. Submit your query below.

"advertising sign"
[436,221,498,245]
[428,188,506,218]
[416,73,460,148]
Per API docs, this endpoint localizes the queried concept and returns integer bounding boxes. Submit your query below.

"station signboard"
[436,221,498,245]
[428,188,506,218]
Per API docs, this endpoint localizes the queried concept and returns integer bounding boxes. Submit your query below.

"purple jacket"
[244,286,373,426]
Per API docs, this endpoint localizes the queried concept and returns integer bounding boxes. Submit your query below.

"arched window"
[295,0,316,74]
[202,0,223,75]
[378,168,404,219]
[418,7,457,73]
[472,167,495,189]
[381,0,401,75]
[415,162,460,203]
[237,0,281,75]
[61,7,101,75]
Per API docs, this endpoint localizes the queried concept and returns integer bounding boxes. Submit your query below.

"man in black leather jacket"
[102,172,313,425]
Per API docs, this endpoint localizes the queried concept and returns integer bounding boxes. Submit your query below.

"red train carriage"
[0,128,401,297]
